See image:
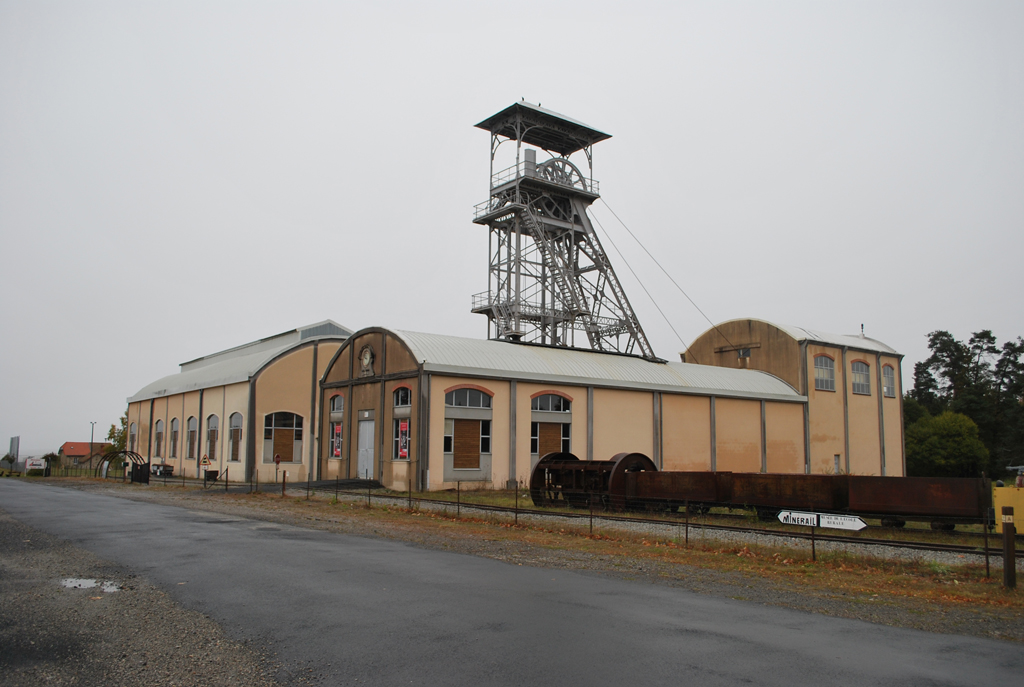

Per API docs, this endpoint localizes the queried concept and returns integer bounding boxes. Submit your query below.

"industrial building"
[123,102,903,488]
[126,321,351,482]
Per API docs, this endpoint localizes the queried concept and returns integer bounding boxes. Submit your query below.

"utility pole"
[89,421,96,470]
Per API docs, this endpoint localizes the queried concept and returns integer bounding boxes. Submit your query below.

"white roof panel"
[394,330,802,401]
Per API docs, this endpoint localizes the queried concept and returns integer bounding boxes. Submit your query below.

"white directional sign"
[818,513,867,531]
[778,511,867,531]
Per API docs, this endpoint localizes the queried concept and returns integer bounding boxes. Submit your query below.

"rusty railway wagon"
[528,452,991,528]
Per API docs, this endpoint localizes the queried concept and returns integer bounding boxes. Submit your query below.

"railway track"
[305,485,1023,561]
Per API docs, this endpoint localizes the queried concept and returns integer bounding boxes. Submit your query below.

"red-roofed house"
[58,441,113,468]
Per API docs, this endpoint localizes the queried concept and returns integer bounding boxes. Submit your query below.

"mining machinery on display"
[471,101,659,361]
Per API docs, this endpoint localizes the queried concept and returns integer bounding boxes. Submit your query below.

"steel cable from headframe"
[598,198,740,353]
[589,212,698,364]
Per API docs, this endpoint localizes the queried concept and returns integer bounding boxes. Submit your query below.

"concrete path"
[2,481,1021,686]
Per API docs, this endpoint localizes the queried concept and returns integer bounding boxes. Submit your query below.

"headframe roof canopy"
[475,101,611,155]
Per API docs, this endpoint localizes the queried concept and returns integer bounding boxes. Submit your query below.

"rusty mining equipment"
[529,453,992,528]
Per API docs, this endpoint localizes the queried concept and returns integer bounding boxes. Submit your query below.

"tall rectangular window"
[170,418,179,459]
[480,420,491,455]
[851,361,871,395]
[814,356,835,391]
[393,418,410,460]
[883,366,896,398]
[443,419,454,454]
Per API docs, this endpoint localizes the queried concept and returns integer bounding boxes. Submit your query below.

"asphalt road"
[2,481,1021,686]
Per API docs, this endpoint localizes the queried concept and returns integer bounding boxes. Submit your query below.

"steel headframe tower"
[471,102,657,360]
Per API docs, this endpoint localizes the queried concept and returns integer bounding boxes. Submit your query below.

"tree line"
[905,330,1023,479]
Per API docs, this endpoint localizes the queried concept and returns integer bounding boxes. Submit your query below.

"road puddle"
[60,578,119,592]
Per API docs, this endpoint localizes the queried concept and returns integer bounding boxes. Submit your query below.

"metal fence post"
[685,500,689,547]
[225,467,229,493]
[306,472,310,500]
[282,471,286,498]
[811,523,817,562]
[589,495,593,535]
[457,481,461,518]
[984,507,991,578]
[1003,506,1016,590]
[515,485,519,527]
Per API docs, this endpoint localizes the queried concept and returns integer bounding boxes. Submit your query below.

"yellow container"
[992,486,1024,534]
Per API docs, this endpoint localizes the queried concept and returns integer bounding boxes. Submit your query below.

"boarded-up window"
[206,415,219,462]
[229,413,243,462]
[154,420,164,459]
[264,412,303,463]
[453,419,480,469]
[187,417,197,459]
[170,418,179,459]
[538,422,562,457]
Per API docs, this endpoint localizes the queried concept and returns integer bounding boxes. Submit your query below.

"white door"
[357,420,374,480]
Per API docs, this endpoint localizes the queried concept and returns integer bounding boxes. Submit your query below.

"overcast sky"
[2,1,1022,454]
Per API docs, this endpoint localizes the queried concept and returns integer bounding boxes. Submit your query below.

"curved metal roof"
[393,330,802,402]
[128,321,351,403]
[692,318,900,356]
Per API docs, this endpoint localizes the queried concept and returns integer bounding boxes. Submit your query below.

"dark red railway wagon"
[847,476,989,519]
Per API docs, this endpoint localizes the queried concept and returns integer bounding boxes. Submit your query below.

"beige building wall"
[847,356,881,475]
[592,388,653,461]
[217,382,249,478]
[427,376,509,491]
[254,346,315,483]
[765,401,804,473]
[514,383,587,483]
[881,355,905,476]
[151,396,168,460]
[714,398,762,472]
[661,394,712,471]
[201,385,225,468]
[805,344,845,473]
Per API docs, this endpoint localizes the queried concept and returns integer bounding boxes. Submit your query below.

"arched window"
[169,418,179,459]
[229,413,243,462]
[206,415,219,461]
[264,412,303,463]
[186,417,198,460]
[129,423,137,453]
[329,396,344,459]
[531,394,571,412]
[531,394,572,456]
[883,365,896,398]
[154,420,164,459]
[394,387,411,407]
[443,387,493,471]
[445,388,491,408]
[814,356,835,391]
[851,361,871,395]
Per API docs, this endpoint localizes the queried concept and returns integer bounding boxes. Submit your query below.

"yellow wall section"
[661,394,712,471]
[806,344,845,473]
[715,398,761,473]
[515,383,587,482]
[881,355,904,476]
[847,357,881,475]
[592,389,653,460]
[765,402,804,473]
[254,346,314,481]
